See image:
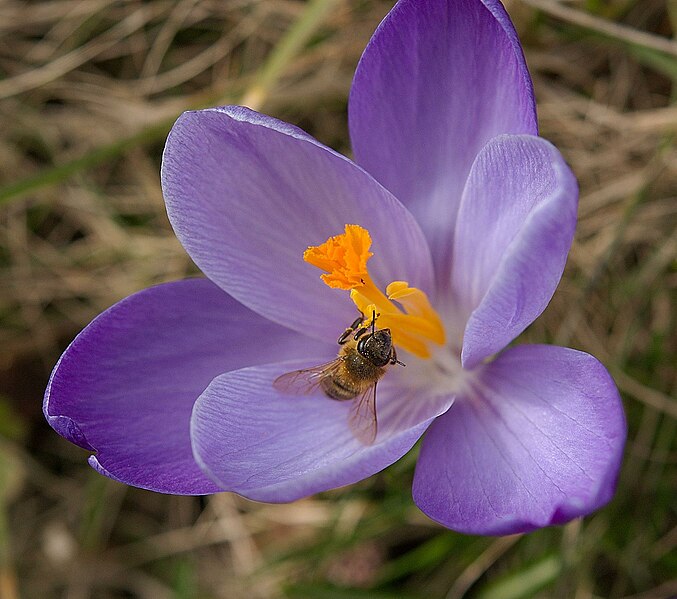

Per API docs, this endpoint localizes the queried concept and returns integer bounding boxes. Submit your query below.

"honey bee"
[273,312,404,445]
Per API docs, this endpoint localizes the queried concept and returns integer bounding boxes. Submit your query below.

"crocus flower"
[44,0,625,535]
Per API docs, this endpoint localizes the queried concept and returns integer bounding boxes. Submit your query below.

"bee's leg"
[353,326,368,340]
[338,329,352,345]
[338,315,365,345]
[390,346,406,367]
[350,315,365,330]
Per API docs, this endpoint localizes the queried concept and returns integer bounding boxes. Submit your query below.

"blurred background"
[0,0,676,597]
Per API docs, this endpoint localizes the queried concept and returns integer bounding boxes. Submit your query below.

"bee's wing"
[273,359,342,396]
[348,382,378,446]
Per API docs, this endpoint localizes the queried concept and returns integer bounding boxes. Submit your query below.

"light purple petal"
[412,345,626,535]
[349,0,537,278]
[44,278,330,495]
[162,106,434,342]
[452,135,578,368]
[191,360,452,502]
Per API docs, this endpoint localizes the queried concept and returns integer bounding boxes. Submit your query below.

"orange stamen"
[304,225,445,358]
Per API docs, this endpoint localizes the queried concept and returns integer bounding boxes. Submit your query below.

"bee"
[273,312,404,445]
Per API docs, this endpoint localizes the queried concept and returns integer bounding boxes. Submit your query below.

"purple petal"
[162,106,434,342]
[191,360,452,502]
[412,345,626,535]
[44,278,330,495]
[452,135,578,368]
[349,0,537,277]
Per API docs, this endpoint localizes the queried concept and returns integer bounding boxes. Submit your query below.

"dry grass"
[0,0,675,598]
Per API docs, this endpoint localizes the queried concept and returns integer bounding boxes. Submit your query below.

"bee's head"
[357,328,392,367]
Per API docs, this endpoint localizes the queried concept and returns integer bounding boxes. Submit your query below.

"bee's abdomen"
[321,377,359,400]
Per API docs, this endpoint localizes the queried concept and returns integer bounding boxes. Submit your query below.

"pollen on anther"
[303,224,373,290]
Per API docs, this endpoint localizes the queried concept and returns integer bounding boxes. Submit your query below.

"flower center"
[304,225,445,358]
